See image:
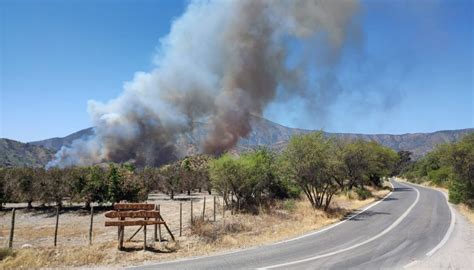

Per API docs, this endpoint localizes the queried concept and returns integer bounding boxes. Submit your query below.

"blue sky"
[1,0,472,142]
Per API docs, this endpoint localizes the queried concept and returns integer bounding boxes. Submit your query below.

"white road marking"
[258,181,420,270]
[425,188,455,256]
[403,260,419,268]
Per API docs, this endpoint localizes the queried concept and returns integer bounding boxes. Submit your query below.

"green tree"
[281,132,339,211]
[107,164,123,204]
[366,142,398,187]
[446,133,474,206]
[0,168,8,209]
[159,163,182,200]
[17,167,37,208]
[342,140,370,190]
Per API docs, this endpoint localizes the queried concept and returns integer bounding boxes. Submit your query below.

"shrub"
[428,166,452,187]
[282,199,297,212]
[355,187,372,200]
[0,248,13,261]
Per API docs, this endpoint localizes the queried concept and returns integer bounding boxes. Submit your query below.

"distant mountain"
[2,116,471,167]
[0,139,54,167]
[228,116,473,159]
[30,127,94,152]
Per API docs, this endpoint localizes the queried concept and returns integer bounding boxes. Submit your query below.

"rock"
[21,244,33,249]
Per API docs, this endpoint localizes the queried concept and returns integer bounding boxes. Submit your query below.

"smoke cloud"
[48,0,360,168]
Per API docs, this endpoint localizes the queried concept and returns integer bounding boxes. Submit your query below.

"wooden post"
[154,204,158,241]
[213,196,216,222]
[54,206,59,247]
[8,208,15,249]
[127,226,142,242]
[190,200,193,225]
[143,218,147,251]
[161,217,175,241]
[118,217,124,250]
[179,202,182,237]
[202,197,206,221]
[157,204,162,242]
[89,206,94,245]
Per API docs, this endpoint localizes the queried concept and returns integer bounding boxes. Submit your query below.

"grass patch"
[0,248,13,261]
[458,204,474,224]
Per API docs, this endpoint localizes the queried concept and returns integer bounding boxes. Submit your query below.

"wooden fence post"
[54,206,59,247]
[143,218,147,250]
[154,204,158,241]
[157,204,162,242]
[213,196,216,222]
[179,202,182,237]
[8,208,15,249]
[190,200,193,225]
[89,206,94,245]
[202,197,206,221]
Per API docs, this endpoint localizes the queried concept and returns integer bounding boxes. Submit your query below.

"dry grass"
[457,204,474,224]
[0,188,390,269]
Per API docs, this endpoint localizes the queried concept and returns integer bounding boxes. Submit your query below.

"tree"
[281,132,339,211]
[209,154,240,207]
[107,164,123,204]
[0,168,8,209]
[180,155,212,195]
[43,168,68,207]
[159,162,182,200]
[446,133,474,206]
[393,151,412,176]
[17,167,37,208]
[342,140,370,190]
[365,142,398,187]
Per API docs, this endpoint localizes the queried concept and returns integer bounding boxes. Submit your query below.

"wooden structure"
[105,203,174,250]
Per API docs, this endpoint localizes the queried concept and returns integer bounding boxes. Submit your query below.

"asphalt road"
[129,180,453,270]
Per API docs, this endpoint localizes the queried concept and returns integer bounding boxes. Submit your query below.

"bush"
[210,148,294,213]
[282,199,297,212]
[428,166,452,187]
[0,248,13,261]
[355,187,372,200]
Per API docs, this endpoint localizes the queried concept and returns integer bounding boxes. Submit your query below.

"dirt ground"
[0,187,390,269]
[1,192,214,250]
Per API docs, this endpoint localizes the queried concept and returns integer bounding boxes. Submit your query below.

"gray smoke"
[48,0,360,168]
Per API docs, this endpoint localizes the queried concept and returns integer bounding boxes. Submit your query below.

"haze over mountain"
[0,115,463,168]
[1,116,472,167]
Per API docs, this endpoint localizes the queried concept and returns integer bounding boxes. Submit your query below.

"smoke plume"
[48,0,360,168]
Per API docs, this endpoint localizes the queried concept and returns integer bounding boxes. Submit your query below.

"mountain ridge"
[2,116,472,167]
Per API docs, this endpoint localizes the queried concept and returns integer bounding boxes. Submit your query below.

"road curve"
[129,180,452,270]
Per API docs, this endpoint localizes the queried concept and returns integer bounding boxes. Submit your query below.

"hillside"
[0,116,466,167]
[0,139,54,167]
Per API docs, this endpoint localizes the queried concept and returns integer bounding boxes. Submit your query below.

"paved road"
[130,180,453,270]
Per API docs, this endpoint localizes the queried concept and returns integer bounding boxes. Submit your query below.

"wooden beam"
[105,220,166,227]
[105,210,160,219]
[114,203,155,211]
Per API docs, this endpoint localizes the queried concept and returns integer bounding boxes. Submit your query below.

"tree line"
[402,133,474,207]
[0,132,399,212]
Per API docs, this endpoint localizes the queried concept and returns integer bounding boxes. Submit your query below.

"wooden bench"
[105,203,175,250]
